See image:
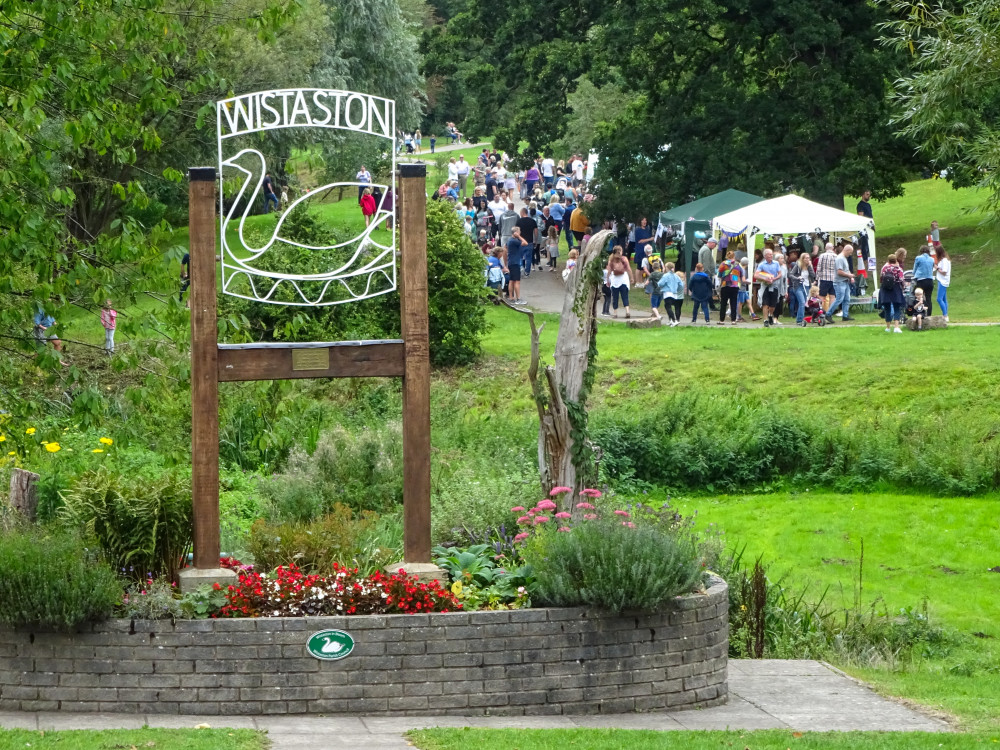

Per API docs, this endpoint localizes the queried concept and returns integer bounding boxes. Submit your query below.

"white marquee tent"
[712,194,876,281]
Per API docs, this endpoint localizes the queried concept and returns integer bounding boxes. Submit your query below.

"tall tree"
[882,0,1000,221]
[590,0,916,217]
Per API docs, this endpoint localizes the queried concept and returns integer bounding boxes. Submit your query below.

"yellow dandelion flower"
[99,437,113,446]
[45,443,61,453]
[92,449,104,453]
[7,451,15,456]
[25,427,36,435]
[0,434,6,442]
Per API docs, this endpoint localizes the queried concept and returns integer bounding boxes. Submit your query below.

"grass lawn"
[0,728,266,749]
[409,729,1000,749]
[847,179,997,321]
[672,491,1000,731]
[481,307,1000,426]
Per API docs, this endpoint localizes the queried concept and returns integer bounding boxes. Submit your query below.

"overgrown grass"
[409,729,998,750]
[0,729,266,749]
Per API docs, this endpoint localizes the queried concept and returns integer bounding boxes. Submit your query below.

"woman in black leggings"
[716,250,743,325]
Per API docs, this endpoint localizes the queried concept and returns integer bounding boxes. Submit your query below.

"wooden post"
[398,163,432,564]
[188,167,221,570]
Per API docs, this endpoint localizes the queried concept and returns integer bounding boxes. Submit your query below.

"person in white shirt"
[456,156,471,199]
[571,156,585,188]
[935,246,951,321]
[447,158,459,184]
[541,156,555,189]
[489,195,506,239]
[356,166,371,204]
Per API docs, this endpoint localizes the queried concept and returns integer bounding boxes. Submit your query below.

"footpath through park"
[0,660,949,749]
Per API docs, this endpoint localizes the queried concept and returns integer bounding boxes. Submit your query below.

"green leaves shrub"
[0,529,120,630]
[260,423,403,520]
[246,503,383,574]
[424,198,491,366]
[523,520,704,613]
[59,466,192,582]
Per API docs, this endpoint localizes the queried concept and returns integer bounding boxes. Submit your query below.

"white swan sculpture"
[220,148,396,306]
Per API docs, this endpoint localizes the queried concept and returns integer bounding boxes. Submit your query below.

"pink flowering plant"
[510,491,717,614]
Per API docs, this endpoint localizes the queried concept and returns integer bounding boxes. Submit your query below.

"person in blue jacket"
[912,244,936,315]
[688,263,713,324]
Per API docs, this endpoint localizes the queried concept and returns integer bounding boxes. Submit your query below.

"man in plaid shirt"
[816,243,839,314]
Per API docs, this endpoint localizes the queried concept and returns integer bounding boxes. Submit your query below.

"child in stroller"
[804,285,826,326]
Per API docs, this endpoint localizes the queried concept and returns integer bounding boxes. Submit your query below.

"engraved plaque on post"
[292,347,330,371]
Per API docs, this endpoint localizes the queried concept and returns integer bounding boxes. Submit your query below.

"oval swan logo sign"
[307,629,355,661]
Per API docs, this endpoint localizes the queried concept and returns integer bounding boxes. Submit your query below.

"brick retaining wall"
[0,576,727,716]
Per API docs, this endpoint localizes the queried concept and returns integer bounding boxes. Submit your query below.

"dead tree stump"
[9,468,40,522]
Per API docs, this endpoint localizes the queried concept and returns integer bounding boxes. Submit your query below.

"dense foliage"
[0,528,120,630]
[523,516,706,613]
[424,0,917,213]
[882,0,1000,223]
[59,467,193,582]
[591,394,1000,496]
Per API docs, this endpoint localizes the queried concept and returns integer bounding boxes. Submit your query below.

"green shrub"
[216,199,490,368]
[431,450,540,544]
[119,577,182,620]
[0,529,120,630]
[424,198,491,366]
[523,520,704,613]
[591,394,1000,496]
[260,423,403,520]
[719,546,956,663]
[59,466,192,582]
[246,503,380,573]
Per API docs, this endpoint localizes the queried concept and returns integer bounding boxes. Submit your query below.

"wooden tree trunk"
[9,468,40,522]
[508,229,613,509]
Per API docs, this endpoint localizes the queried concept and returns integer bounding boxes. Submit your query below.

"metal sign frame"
[216,88,397,307]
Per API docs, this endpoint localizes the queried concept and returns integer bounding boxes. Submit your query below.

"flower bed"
[0,576,728,716]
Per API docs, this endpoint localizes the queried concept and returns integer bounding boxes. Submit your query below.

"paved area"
[0,660,948,748]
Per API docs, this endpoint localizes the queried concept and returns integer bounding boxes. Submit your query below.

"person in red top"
[360,188,377,227]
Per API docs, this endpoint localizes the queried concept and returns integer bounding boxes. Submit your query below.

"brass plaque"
[292,348,330,371]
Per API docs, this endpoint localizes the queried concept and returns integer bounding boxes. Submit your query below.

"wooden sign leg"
[394,163,441,583]
[179,166,235,593]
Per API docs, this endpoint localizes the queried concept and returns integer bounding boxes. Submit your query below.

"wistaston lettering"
[217,89,394,139]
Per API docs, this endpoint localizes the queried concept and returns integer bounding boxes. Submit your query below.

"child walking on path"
[101,300,117,354]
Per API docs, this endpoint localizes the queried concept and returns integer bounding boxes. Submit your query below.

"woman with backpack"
[879,254,905,333]
[606,245,634,319]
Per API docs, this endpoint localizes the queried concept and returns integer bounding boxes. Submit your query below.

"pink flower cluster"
[512,487,621,543]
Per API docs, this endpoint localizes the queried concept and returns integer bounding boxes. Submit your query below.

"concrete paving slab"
[672,712,789,730]
[569,714,685,730]
[36,712,147,731]
[256,716,368,734]
[267,733,411,750]
[142,714,257,729]
[0,712,37,729]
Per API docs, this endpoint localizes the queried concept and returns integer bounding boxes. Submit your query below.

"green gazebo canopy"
[657,189,764,272]
[658,189,764,226]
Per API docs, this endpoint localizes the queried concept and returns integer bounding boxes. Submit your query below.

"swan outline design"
[218,148,396,307]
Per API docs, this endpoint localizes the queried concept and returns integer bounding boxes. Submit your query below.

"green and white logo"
[306,629,355,661]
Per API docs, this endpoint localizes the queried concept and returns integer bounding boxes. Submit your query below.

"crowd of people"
[382,147,956,328]
[430,148,593,304]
